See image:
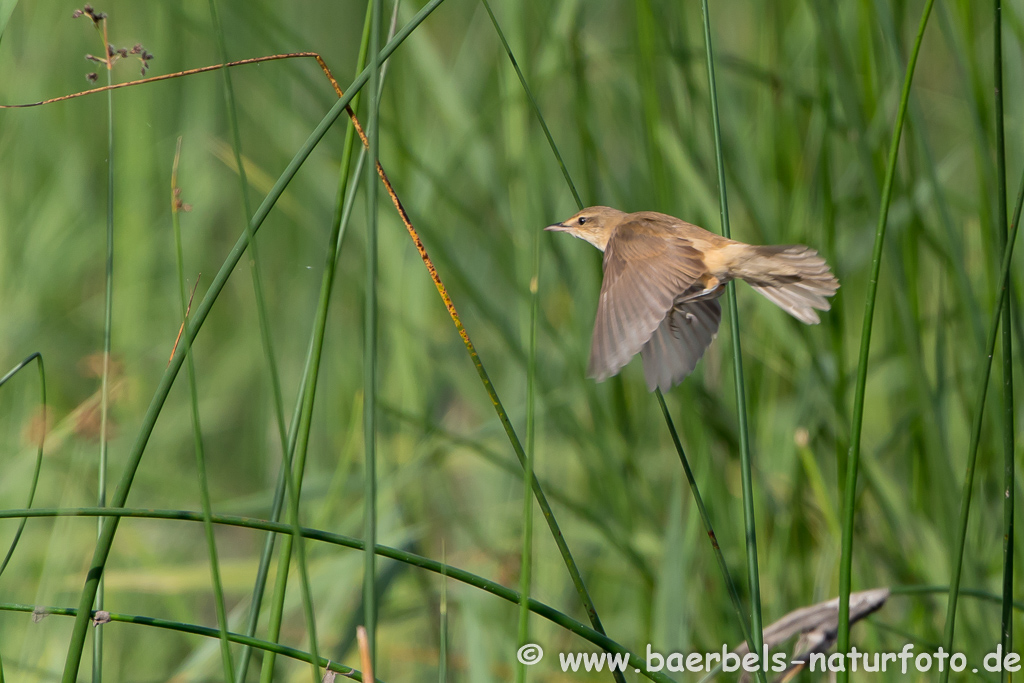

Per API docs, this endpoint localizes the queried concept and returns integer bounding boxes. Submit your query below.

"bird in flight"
[546,206,839,392]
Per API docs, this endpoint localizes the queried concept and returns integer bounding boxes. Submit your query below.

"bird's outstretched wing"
[588,222,705,382]
[640,298,722,392]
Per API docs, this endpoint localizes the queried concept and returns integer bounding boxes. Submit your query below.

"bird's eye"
[578,216,588,225]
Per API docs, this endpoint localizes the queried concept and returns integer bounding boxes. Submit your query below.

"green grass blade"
[439,551,448,683]
[992,1,1015,671]
[363,0,383,670]
[0,0,19,39]
[93,51,115,683]
[3,602,369,681]
[698,2,764,674]
[58,4,446,677]
[0,353,46,578]
[171,140,235,682]
[939,79,1024,683]
[515,188,541,683]
[836,5,935,678]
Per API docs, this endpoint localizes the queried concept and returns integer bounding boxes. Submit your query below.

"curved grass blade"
[0,0,19,40]
[0,506,675,683]
[2,602,370,682]
[836,5,935,678]
[0,353,46,578]
[58,4,447,677]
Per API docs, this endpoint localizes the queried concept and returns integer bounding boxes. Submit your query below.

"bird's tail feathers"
[735,245,839,325]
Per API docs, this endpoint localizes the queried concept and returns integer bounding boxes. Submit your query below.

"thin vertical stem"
[94,41,115,683]
[515,216,541,683]
[992,2,1015,673]
[439,548,448,683]
[940,149,1024,683]
[837,5,934,679]
[363,0,383,669]
[698,1,764,673]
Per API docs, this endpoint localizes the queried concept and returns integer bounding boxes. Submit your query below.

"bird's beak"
[545,222,568,232]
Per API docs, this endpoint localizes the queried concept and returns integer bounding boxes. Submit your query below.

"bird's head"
[544,206,626,252]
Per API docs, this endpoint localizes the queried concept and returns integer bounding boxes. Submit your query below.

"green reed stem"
[0,353,46,579]
[363,0,383,669]
[171,140,235,682]
[699,2,765,674]
[59,4,446,678]
[515,199,541,683]
[439,552,449,683]
[992,2,1015,673]
[93,50,114,683]
[837,5,934,679]
[939,89,1024,683]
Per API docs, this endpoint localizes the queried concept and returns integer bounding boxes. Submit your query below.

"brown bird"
[546,206,839,392]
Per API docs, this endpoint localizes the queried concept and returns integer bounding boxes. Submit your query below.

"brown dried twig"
[168,276,201,366]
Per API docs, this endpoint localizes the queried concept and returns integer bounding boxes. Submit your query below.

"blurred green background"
[0,0,1022,680]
